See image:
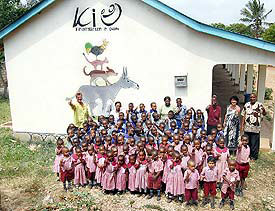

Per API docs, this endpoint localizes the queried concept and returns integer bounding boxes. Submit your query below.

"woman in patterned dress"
[223,96,240,155]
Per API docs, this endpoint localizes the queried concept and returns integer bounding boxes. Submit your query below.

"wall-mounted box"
[175,75,187,87]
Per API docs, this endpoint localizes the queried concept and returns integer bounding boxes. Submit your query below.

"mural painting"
[67,40,139,115]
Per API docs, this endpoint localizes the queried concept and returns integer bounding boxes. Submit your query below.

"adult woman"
[206,95,222,135]
[241,93,266,160]
[223,96,240,155]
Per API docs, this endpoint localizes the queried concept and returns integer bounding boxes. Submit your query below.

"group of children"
[53,100,251,210]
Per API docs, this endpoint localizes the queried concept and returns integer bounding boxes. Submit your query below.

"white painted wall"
[3,0,275,134]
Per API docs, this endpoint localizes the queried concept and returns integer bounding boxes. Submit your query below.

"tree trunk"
[0,62,8,99]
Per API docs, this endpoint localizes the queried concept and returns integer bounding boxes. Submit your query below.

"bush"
[265,88,273,100]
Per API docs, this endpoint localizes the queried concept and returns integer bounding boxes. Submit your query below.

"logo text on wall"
[73,3,122,32]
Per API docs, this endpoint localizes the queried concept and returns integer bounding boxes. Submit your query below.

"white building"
[0,0,275,147]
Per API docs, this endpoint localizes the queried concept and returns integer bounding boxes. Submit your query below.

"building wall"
[3,0,275,133]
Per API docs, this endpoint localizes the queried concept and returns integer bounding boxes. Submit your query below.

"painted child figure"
[59,147,74,191]
[128,154,137,194]
[85,145,96,188]
[184,160,200,206]
[135,150,148,196]
[147,150,164,201]
[215,137,230,187]
[200,156,218,209]
[116,155,128,194]
[72,147,87,187]
[166,151,185,203]
[102,151,117,194]
[53,138,64,180]
[219,160,240,210]
[236,134,250,197]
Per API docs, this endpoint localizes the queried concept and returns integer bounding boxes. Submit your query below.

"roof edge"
[0,0,55,40]
[143,0,275,53]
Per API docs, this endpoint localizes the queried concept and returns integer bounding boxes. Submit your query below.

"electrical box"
[174,75,187,87]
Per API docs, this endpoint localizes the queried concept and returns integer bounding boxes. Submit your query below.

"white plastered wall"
[3,0,275,134]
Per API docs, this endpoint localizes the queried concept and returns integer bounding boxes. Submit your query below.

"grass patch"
[143,204,166,211]
[0,128,55,179]
[0,97,11,124]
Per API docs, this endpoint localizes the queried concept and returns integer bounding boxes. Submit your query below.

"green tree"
[225,23,253,37]
[0,0,29,30]
[240,0,272,38]
[0,0,36,98]
[211,23,226,30]
[262,24,275,43]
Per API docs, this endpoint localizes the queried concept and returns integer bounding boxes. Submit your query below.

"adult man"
[110,101,122,122]
[206,95,222,135]
[159,96,176,120]
[241,93,266,160]
[175,97,187,128]
[68,92,90,128]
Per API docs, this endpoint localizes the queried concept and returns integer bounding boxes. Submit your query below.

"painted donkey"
[68,67,139,113]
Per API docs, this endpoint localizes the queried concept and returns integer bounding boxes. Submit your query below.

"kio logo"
[73,3,122,31]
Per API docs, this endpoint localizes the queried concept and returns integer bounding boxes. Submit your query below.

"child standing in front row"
[53,138,64,180]
[184,159,199,206]
[166,151,185,203]
[219,160,240,210]
[85,145,96,188]
[102,151,117,194]
[200,156,218,209]
[72,147,87,187]
[135,150,148,196]
[128,154,137,194]
[116,155,127,194]
[147,150,163,201]
[236,135,250,197]
[215,137,230,187]
[59,147,74,191]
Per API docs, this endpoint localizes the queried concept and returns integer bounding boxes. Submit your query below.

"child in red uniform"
[147,150,163,200]
[184,159,199,206]
[219,160,240,210]
[236,134,250,197]
[200,156,218,208]
[59,147,74,191]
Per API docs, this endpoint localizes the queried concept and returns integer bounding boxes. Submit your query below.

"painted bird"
[85,39,109,59]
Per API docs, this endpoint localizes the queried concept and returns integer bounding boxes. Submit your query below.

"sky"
[159,0,275,25]
[21,0,275,25]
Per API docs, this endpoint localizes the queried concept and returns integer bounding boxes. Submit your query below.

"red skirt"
[236,162,250,179]
[60,169,74,183]
[147,172,162,189]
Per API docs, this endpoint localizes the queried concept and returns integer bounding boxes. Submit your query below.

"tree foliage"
[240,0,272,38]
[226,23,253,37]
[211,23,253,37]
[0,0,29,31]
[262,24,275,43]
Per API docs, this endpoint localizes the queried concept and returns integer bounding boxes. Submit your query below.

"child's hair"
[207,156,216,163]
[56,138,64,145]
[118,154,125,161]
[241,134,249,140]
[187,159,195,167]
